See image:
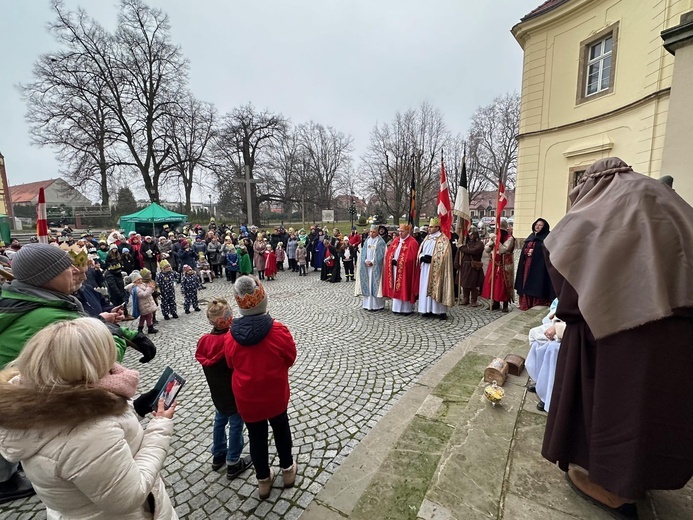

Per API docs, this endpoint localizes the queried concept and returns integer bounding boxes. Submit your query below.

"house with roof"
[512,0,693,236]
[10,179,92,208]
[469,189,515,219]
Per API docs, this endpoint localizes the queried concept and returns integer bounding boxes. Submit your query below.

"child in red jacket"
[195,299,252,480]
[225,276,297,500]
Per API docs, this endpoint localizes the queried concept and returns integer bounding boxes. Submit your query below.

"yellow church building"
[512,0,693,235]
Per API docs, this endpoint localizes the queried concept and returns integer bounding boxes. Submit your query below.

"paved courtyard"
[2,269,503,519]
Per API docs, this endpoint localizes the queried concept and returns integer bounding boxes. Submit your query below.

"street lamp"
[208,194,213,217]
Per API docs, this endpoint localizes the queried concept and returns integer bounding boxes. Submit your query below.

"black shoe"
[0,472,36,505]
[163,315,170,320]
[185,309,191,314]
[527,384,537,393]
[537,401,546,412]
[227,455,253,480]
[200,285,207,290]
[438,313,448,321]
[491,301,500,311]
[212,454,226,472]
[421,312,434,318]
[194,307,201,312]
[171,313,178,319]
[147,326,158,334]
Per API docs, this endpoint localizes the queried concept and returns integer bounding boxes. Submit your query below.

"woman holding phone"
[0,318,178,519]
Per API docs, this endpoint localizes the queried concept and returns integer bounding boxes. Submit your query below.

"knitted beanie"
[207,298,233,329]
[233,276,268,316]
[11,243,74,288]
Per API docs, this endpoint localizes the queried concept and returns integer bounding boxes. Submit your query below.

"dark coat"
[515,218,555,300]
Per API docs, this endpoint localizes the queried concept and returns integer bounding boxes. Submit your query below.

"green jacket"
[0,282,135,368]
[239,251,252,275]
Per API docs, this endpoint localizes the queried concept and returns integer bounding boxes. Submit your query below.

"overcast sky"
[0,0,541,202]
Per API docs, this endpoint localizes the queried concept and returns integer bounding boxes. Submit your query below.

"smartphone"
[148,366,173,409]
[153,370,186,411]
[111,303,124,313]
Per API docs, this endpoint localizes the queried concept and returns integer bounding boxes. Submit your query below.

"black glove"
[391,259,398,266]
[129,333,157,363]
[133,387,159,417]
[421,255,433,264]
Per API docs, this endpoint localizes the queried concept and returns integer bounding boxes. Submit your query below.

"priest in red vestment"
[382,224,419,315]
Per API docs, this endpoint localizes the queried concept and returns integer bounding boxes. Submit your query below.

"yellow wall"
[512,0,693,237]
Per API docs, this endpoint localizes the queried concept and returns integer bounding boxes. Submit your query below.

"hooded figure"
[541,157,693,517]
[515,218,555,310]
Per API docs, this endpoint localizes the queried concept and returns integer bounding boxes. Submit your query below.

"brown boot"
[470,289,480,307]
[461,288,470,306]
[565,468,637,519]
[282,461,297,488]
[257,469,275,500]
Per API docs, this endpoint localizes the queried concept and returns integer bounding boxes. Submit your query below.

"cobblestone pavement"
[3,267,504,519]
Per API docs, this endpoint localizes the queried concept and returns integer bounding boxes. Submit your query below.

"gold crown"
[429,217,441,227]
[60,243,89,269]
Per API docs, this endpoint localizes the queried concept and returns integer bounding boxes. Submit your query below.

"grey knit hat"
[233,276,268,316]
[11,243,74,288]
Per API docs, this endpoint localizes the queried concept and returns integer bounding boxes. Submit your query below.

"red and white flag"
[494,180,508,250]
[437,158,452,238]
[36,187,49,243]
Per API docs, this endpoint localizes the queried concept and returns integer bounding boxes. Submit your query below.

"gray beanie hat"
[11,243,74,287]
[233,275,268,316]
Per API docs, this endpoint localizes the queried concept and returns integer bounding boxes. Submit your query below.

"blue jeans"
[212,411,244,465]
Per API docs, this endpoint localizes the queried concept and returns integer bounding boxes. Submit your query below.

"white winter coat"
[0,384,177,519]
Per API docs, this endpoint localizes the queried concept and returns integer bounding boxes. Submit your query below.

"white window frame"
[585,35,613,97]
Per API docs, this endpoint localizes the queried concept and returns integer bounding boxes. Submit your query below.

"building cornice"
[517,88,671,140]
[512,0,597,48]
[662,11,693,55]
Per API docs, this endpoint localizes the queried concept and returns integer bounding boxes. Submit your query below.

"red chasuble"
[382,235,419,304]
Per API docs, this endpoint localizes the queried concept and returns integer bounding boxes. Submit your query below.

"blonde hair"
[17,318,116,390]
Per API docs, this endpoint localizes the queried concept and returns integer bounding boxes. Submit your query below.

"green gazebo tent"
[118,203,187,236]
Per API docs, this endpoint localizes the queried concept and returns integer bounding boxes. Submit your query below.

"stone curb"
[301,310,525,519]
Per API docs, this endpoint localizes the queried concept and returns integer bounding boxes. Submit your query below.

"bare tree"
[445,133,491,212]
[265,128,303,214]
[112,0,189,202]
[468,92,520,187]
[213,103,288,223]
[360,103,447,225]
[361,111,414,225]
[296,121,354,214]
[165,94,216,213]
[42,0,190,203]
[21,6,120,206]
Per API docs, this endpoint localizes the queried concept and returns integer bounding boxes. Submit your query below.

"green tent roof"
[118,203,187,234]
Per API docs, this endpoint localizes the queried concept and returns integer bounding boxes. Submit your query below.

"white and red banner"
[37,187,49,243]
[437,159,452,238]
